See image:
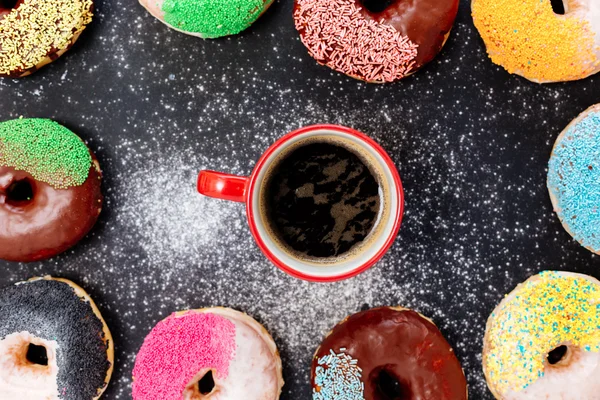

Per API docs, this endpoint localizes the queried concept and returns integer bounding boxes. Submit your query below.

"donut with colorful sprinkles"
[548,104,600,255]
[0,276,114,400]
[0,118,103,262]
[293,0,459,83]
[0,0,93,77]
[472,0,600,83]
[483,271,600,399]
[311,306,468,400]
[138,0,274,39]
[132,307,284,400]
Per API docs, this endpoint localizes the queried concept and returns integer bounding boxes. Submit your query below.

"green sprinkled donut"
[0,118,92,189]
[139,0,274,39]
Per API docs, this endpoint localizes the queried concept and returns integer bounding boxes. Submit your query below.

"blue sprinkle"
[313,349,364,400]
[548,108,600,253]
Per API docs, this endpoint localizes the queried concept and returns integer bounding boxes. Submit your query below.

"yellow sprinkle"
[0,0,93,76]
[472,0,599,82]
[485,271,600,393]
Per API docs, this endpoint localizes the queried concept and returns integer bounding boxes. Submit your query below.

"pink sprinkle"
[294,0,419,83]
[132,311,236,400]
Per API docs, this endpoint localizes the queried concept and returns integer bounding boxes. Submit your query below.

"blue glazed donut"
[548,104,600,254]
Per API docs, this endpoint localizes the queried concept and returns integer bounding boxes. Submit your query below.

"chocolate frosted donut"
[312,306,468,399]
[0,0,94,77]
[0,118,103,262]
[0,277,114,399]
[294,0,459,82]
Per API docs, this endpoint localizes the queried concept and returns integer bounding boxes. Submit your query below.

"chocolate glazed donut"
[0,118,103,262]
[0,0,93,78]
[0,158,102,262]
[312,307,468,399]
[359,0,459,69]
[294,0,458,82]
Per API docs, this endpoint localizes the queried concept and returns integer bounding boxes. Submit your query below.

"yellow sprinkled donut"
[0,0,94,78]
[472,0,600,83]
[483,271,600,399]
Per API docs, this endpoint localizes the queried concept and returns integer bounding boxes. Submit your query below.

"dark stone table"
[1,0,598,398]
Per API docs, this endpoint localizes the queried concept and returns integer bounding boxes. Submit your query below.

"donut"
[483,271,600,399]
[472,0,600,83]
[0,118,103,262]
[132,307,284,400]
[0,276,114,399]
[138,0,274,39]
[0,0,93,78]
[293,0,459,83]
[547,104,600,255]
[311,306,468,400]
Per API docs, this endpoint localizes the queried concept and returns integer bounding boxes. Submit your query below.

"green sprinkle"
[161,0,271,38]
[0,118,92,189]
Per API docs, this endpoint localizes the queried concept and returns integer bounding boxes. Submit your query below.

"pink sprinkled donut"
[294,0,459,83]
[132,307,284,400]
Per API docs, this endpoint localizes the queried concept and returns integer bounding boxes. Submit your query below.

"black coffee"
[263,141,382,259]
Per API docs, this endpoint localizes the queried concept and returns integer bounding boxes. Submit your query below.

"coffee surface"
[265,142,381,258]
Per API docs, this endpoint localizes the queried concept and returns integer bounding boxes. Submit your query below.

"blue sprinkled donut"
[548,104,600,254]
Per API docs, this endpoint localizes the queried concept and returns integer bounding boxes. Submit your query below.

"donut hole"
[6,179,34,206]
[0,0,18,10]
[184,369,217,398]
[360,0,394,13]
[550,0,565,14]
[371,366,410,400]
[25,343,48,366]
[198,370,215,395]
[547,345,568,365]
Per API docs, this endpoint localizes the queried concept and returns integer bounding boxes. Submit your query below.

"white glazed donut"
[483,271,600,399]
[132,307,284,400]
[472,0,600,83]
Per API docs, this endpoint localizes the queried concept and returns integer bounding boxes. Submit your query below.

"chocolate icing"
[312,307,468,400]
[0,154,102,262]
[0,278,111,399]
[0,0,21,17]
[359,0,459,68]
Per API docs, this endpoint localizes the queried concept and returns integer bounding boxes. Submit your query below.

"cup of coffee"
[197,124,404,282]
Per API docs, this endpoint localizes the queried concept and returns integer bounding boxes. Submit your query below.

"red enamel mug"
[197,124,404,282]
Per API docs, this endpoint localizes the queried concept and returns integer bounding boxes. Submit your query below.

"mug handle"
[197,171,249,203]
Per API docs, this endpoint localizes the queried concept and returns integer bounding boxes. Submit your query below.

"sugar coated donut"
[311,306,467,400]
[0,0,93,78]
[472,0,600,83]
[138,0,274,38]
[483,271,600,399]
[548,104,600,255]
[0,118,102,262]
[132,307,284,400]
[294,0,459,83]
[0,276,114,400]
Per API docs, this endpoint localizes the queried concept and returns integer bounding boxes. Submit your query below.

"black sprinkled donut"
[0,277,114,399]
